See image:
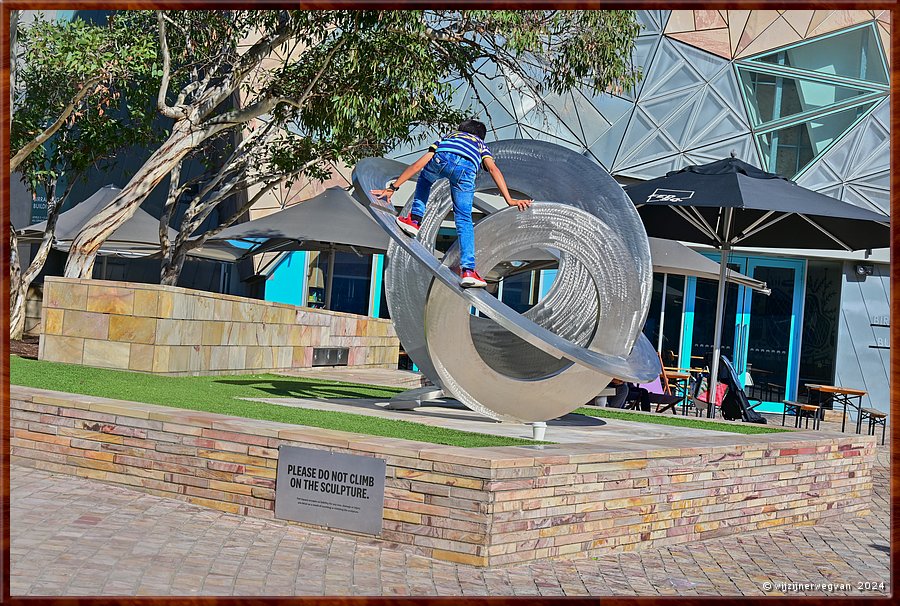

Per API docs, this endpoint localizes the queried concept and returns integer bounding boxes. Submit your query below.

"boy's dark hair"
[457,119,487,140]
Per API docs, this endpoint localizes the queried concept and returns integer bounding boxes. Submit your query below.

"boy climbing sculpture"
[371,119,531,288]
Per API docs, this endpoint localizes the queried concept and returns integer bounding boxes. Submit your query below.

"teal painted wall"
[265,252,307,306]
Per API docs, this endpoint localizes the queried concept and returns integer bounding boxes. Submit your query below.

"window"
[751,24,888,86]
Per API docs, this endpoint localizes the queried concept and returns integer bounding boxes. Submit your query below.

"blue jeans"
[410,151,477,271]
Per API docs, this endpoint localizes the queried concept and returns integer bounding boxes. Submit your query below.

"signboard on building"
[274,446,386,535]
[31,193,48,223]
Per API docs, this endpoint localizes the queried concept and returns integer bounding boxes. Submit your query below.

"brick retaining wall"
[38,277,399,375]
[10,386,874,567]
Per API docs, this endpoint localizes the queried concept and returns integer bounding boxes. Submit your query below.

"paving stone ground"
[11,440,889,597]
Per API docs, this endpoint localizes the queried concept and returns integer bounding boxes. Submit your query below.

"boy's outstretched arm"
[482,157,532,211]
[370,151,434,202]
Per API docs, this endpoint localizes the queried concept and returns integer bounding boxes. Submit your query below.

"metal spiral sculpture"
[353,140,660,423]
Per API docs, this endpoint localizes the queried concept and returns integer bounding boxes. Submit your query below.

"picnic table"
[805,384,867,433]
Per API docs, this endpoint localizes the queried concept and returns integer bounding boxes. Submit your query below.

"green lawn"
[574,406,788,434]
[9,356,539,448]
[10,356,785,445]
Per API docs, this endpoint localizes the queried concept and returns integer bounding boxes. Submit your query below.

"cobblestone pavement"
[11,446,890,597]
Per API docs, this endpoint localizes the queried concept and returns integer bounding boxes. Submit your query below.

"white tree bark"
[10,183,66,339]
[63,119,207,278]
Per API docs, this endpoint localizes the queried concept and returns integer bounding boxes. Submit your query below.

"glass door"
[681,254,806,411]
[740,258,806,408]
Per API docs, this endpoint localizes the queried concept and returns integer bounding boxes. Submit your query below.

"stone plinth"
[10,386,874,567]
[38,277,399,375]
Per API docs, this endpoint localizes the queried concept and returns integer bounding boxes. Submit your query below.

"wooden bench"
[860,407,887,445]
[783,400,821,430]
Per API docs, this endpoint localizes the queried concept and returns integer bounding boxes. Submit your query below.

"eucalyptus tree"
[63,10,642,281]
[9,13,157,338]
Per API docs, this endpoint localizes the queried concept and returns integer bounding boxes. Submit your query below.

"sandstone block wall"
[11,386,874,567]
[38,277,399,375]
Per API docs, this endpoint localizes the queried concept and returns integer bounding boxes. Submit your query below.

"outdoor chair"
[680,373,707,417]
[637,370,684,414]
[612,353,684,413]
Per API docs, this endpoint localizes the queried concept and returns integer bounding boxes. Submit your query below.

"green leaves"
[12,13,160,193]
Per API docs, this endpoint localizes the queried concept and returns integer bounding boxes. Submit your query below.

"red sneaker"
[396,215,420,236]
[460,269,487,288]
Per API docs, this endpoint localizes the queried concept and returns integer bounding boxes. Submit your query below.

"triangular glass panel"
[670,38,729,81]
[636,10,661,36]
[847,119,889,175]
[842,184,889,215]
[747,23,888,85]
[818,122,863,174]
[642,86,698,126]
[686,134,761,167]
[641,41,706,100]
[756,100,879,179]
[615,129,679,171]
[566,91,615,145]
[623,34,663,100]
[449,81,473,110]
[659,102,697,147]
[796,157,843,191]
[736,65,883,128]
[542,91,590,144]
[848,170,889,192]
[518,124,583,152]
[586,90,634,125]
[617,154,688,181]
[471,75,518,123]
[870,97,889,130]
[485,124,521,143]
[587,108,633,169]
[707,66,749,125]
[813,183,844,201]
[687,106,749,149]
[616,108,658,165]
[520,107,582,145]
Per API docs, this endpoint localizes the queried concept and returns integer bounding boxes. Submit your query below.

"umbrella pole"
[657,273,668,354]
[324,247,335,310]
[708,245,730,418]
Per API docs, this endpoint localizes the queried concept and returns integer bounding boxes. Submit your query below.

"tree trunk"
[160,244,191,286]
[9,224,25,340]
[63,119,207,278]
[11,184,66,339]
[9,282,28,341]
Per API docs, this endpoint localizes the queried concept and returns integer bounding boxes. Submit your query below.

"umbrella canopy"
[625,157,889,251]
[624,157,890,417]
[498,237,768,293]
[197,187,390,309]
[17,185,233,261]
[202,186,389,257]
[19,185,176,257]
[646,237,767,293]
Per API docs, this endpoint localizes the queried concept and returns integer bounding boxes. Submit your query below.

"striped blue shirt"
[429,132,492,171]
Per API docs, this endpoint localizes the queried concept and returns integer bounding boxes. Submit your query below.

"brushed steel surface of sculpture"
[352,140,659,423]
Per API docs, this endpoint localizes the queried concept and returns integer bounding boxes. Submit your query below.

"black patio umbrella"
[197,187,390,309]
[624,157,890,415]
[17,185,236,265]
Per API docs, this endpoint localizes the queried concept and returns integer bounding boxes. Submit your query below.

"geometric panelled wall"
[390,10,890,217]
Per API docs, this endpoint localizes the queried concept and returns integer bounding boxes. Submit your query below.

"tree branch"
[10,74,104,172]
[156,11,183,120]
[196,24,294,121]
[159,159,183,257]
[207,37,346,128]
